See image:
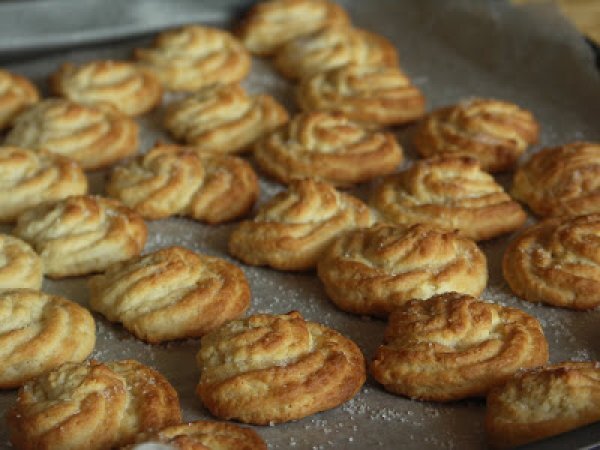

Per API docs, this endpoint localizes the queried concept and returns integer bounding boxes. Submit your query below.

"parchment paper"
[1,1,600,449]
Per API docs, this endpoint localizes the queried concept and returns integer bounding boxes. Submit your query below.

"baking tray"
[1,1,600,449]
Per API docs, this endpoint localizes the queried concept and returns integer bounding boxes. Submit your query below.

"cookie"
[134,25,251,92]
[0,235,42,290]
[89,246,251,343]
[130,421,267,450]
[0,69,39,129]
[107,143,258,223]
[5,99,139,170]
[50,60,162,116]
[7,359,181,450]
[296,64,425,126]
[0,289,95,389]
[196,311,365,424]
[237,0,350,55]
[0,146,87,222]
[317,225,488,316]
[512,141,600,217]
[164,83,288,154]
[370,292,548,402]
[14,195,147,278]
[254,111,403,186]
[274,25,399,79]
[370,156,527,241]
[229,178,376,270]
[413,98,539,172]
[503,213,600,310]
[486,362,600,449]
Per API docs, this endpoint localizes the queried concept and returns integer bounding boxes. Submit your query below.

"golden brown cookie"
[503,213,600,310]
[0,146,87,222]
[274,25,399,79]
[511,142,600,217]
[130,421,267,450]
[0,235,42,290]
[196,311,365,424]
[134,25,251,92]
[5,99,139,170]
[370,156,527,241]
[50,60,162,116]
[296,64,425,126]
[413,98,539,172]
[317,225,488,316]
[370,292,548,402]
[89,246,250,343]
[229,178,376,271]
[107,143,258,223]
[0,69,39,129]
[254,111,403,186]
[164,83,288,154]
[14,195,147,278]
[486,362,600,449]
[237,0,350,55]
[7,359,181,450]
[0,289,95,389]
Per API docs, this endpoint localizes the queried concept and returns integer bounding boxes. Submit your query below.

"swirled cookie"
[237,0,350,55]
[413,98,539,172]
[297,64,425,126]
[0,289,95,389]
[107,143,258,223]
[370,293,548,402]
[254,111,402,186]
[0,147,87,222]
[14,195,147,278]
[512,142,600,217]
[5,99,139,170]
[134,25,251,92]
[486,362,600,449]
[370,156,527,241]
[196,311,365,424]
[0,235,42,290]
[89,246,250,343]
[274,25,399,79]
[0,69,39,129]
[229,178,376,270]
[7,359,181,450]
[50,60,162,116]
[164,83,288,154]
[317,225,488,316]
[503,214,600,310]
[130,421,267,450]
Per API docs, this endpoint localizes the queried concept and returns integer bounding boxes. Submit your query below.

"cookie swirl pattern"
[317,225,488,316]
[503,213,600,310]
[0,289,95,389]
[0,147,87,222]
[50,60,162,116]
[0,69,39,129]
[414,98,539,172]
[5,99,139,170]
[0,235,42,290]
[7,359,181,450]
[370,156,527,241]
[135,25,251,92]
[89,246,251,343]
[14,195,147,278]
[196,311,366,424]
[164,84,288,154]
[254,111,403,186]
[297,64,425,126]
[229,178,376,270]
[371,293,548,402]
